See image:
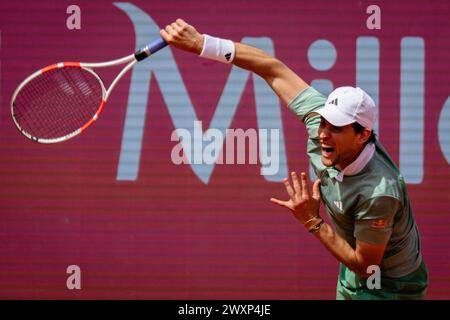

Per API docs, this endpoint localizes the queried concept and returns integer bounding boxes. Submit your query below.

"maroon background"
[1,0,449,299]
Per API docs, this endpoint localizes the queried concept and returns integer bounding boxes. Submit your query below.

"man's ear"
[358,128,372,144]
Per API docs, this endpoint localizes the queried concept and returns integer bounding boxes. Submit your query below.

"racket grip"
[134,38,168,61]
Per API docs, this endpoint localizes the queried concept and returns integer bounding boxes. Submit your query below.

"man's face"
[318,117,367,170]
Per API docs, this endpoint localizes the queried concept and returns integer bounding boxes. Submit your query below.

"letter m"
[114,3,288,184]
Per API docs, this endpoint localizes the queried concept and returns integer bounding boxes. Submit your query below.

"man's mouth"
[321,145,335,157]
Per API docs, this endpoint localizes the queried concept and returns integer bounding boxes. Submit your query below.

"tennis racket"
[10,38,168,143]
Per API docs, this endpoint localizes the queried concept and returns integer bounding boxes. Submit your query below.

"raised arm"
[160,19,309,105]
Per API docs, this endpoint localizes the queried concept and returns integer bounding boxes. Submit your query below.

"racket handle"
[134,38,168,61]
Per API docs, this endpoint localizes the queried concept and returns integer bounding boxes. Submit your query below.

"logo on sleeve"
[225,52,232,61]
[371,219,387,228]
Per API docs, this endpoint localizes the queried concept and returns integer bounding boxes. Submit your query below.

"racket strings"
[12,67,104,140]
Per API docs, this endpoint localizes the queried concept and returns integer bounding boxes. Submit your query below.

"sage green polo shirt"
[289,87,423,278]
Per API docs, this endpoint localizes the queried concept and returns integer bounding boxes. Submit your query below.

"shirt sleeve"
[288,86,327,122]
[288,87,327,176]
[354,196,402,244]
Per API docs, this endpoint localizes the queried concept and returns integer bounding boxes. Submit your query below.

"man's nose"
[319,127,331,140]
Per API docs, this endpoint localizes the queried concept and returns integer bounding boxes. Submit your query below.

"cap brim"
[316,105,356,127]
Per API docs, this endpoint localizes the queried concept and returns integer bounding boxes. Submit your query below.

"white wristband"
[200,34,235,63]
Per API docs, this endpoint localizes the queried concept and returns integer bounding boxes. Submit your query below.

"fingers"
[283,178,295,198]
[312,179,321,200]
[270,197,289,208]
[159,29,170,42]
[300,172,309,199]
[165,24,176,36]
[171,22,182,32]
[176,18,187,27]
[160,19,203,54]
[164,19,190,37]
[161,20,184,43]
[160,25,176,44]
[291,172,301,195]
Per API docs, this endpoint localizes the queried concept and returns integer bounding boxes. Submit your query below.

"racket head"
[11,63,107,143]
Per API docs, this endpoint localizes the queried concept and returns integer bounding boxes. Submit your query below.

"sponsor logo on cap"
[329,98,338,106]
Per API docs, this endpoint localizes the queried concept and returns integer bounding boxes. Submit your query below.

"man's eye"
[331,126,342,133]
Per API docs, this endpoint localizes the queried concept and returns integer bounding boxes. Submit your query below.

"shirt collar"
[335,142,375,182]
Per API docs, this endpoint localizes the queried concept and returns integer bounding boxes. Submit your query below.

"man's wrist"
[303,216,322,230]
[193,34,205,55]
[199,34,236,63]
[308,219,325,233]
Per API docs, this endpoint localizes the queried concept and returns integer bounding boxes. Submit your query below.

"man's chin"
[321,157,334,167]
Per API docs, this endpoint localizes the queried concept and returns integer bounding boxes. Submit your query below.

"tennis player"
[161,19,428,299]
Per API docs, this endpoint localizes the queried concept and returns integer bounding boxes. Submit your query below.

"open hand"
[270,172,321,225]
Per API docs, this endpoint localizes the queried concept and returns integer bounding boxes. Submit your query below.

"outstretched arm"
[160,19,309,105]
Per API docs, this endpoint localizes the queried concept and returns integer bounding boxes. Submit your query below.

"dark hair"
[352,122,377,144]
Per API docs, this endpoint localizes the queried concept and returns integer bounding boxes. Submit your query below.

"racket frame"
[10,38,166,144]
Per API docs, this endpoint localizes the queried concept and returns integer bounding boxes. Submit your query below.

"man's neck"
[334,142,376,182]
[335,145,366,171]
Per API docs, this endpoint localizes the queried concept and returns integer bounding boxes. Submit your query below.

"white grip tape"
[200,34,235,63]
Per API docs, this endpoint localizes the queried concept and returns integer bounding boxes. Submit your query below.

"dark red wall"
[1,1,449,299]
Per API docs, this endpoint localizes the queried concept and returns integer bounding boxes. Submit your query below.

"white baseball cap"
[316,86,376,129]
